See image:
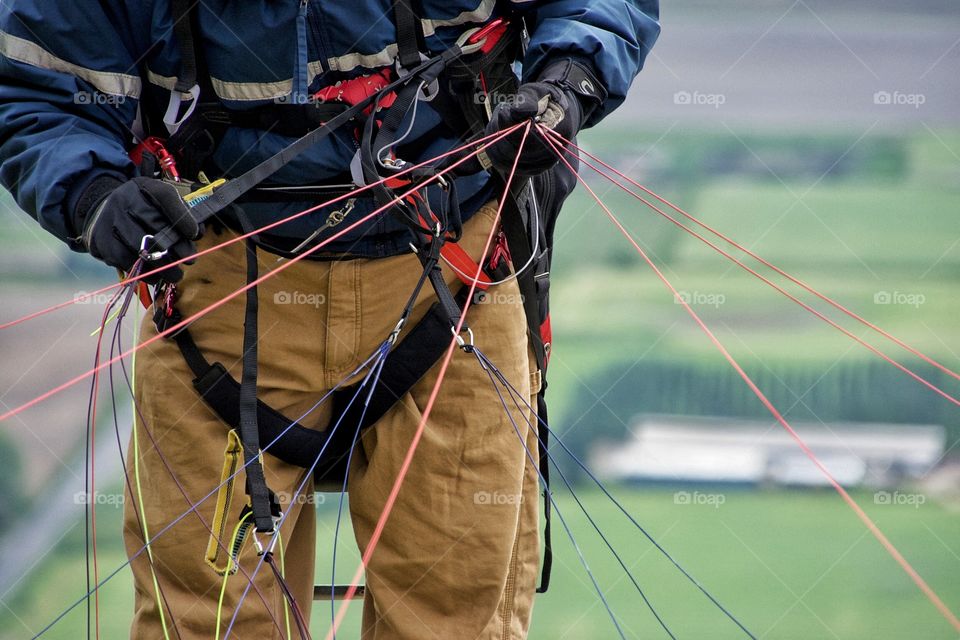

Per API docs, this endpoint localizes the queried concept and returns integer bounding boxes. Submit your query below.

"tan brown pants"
[124,201,541,639]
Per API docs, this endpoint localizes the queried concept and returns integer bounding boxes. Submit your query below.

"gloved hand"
[483,59,606,176]
[76,176,201,283]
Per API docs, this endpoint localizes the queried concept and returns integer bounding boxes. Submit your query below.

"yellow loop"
[204,429,245,575]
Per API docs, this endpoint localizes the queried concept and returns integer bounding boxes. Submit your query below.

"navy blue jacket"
[0,1,659,257]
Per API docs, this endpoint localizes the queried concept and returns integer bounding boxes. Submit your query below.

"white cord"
[377,81,425,168]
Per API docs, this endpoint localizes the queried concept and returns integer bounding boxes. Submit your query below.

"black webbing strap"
[419,237,471,334]
[170,0,198,93]
[197,101,351,138]
[181,102,366,228]
[392,0,425,70]
[162,0,223,181]
[236,217,277,533]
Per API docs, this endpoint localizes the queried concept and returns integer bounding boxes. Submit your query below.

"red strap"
[414,202,493,291]
[540,315,553,367]
[442,242,493,290]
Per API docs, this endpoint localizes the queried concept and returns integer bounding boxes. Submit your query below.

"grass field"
[3,487,959,639]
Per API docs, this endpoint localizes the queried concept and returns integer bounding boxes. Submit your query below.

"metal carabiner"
[453,326,475,352]
[252,525,281,557]
[139,234,169,262]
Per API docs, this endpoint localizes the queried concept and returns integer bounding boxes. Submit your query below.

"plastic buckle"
[394,56,440,102]
[152,303,184,337]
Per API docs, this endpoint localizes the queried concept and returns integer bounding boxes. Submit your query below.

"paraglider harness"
[137,0,578,593]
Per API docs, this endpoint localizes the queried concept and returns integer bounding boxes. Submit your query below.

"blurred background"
[1,0,959,638]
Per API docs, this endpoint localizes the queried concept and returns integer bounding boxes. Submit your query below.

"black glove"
[483,59,606,176]
[76,176,201,283]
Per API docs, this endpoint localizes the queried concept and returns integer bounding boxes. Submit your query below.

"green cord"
[278,529,292,639]
[216,511,253,640]
[130,303,172,640]
[89,305,122,337]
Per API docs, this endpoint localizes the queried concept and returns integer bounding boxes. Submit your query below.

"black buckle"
[151,283,185,336]
[153,304,184,336]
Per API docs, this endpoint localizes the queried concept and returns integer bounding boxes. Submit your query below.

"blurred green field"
[545,128,960,420]
[3,487,959,639]
[1,125,958,638]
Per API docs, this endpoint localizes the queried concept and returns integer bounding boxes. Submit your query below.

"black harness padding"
[160,299,461,484]
[435,22,524,139]
[326,299,457,452]
[356,46,471,242]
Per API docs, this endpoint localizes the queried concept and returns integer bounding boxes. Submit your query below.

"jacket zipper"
[306,0,331,82]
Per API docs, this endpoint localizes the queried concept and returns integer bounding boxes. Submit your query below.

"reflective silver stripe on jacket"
[0,29,141,97]
[146,0,497,102]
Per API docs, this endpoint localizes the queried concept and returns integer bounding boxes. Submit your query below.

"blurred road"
[612,0,960,128]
